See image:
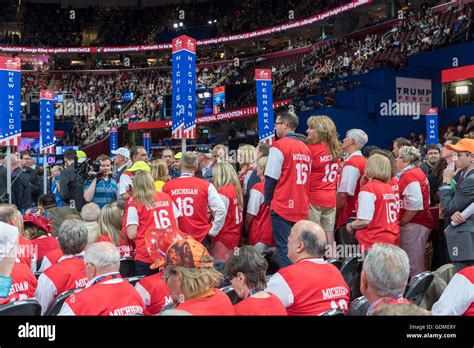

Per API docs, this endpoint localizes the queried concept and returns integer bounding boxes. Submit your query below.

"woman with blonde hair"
[97,204,134,259]
[210,162,244,261]
[151,159,169,192]
[126,170,181,276]
[237,144,256,188]
[306,115,341,253]
[345,154,400,252]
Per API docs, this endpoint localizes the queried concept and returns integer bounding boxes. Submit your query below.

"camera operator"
[83,155,118,209]
[59,149,86,212]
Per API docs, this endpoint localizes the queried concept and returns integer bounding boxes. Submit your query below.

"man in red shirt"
[35,219,89,315]
[162,152,226,249]
[264,112,312,268]
[361,243,411,315]
[336,129,368,246]
[266,220,350,315]
[59,242,145,315]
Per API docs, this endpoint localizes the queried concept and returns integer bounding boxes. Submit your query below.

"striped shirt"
[84,177,118,208]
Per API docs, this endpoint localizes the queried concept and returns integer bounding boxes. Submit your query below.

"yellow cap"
[174,152,182,159]
[76,150,87,159]
[127,161,151,172]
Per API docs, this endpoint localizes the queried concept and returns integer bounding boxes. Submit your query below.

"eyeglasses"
[81,262,95,273]
[274,121,284,125]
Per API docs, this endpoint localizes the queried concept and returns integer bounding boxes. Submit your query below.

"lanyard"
[246,288,265,298]
[90,273,120,286]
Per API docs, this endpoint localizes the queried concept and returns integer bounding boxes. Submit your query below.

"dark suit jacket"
[440,169,474,262]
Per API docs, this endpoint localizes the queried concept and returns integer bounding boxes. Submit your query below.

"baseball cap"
[174,152,183,160]
[195,145,210,154]
[76,150,87,159]
[446,138,474,154]
[127,161,151,172]
[153,237,214,269]
[146,226,188,269]
[111,147,130,159]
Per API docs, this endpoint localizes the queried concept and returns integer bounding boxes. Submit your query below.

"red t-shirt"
[355,179,400,251]
[162,176,213,242]
[97,234,135,259]
[266,137,311,222]
[234,293,287,316]
[43,256,88,295]
[18,236,35,269]
[64,275,145,316]
[175,289,235,315]
[247,181,274,247]
[0,262,37,305]
[42,248,64,268]
[212,185,243,250]
[135,272,172,315]
[126,192,179,264]
[308,142,340,207]
[398,167,434,229]
[31,236,60,262]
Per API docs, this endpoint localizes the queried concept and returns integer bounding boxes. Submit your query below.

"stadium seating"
[0,299,42,316]
[340,255,363,301]
[347,296,370,316]
[404,272,435,306]
[126,276,145,286]
[319,308,345,316]
[45,288,83,316]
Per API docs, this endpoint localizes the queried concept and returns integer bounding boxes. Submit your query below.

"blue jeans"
[271,211,295,269]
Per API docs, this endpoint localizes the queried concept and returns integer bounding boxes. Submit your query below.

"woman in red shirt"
[126,170,181,276]
[346,154,400,252]
[23,214,59,265]
[306,115,341,254]
[210,162,244,261]
[237,144,256,189]
[97,204,135,259]
[225,245,287,315]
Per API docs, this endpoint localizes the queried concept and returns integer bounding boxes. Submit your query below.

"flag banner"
[143,132,151,157]
[426,107,438,145]
[255,69,275,145]
[0,57,21,146]
[110,127,118,158]
[40,90,55,154]
[171,35,196,139]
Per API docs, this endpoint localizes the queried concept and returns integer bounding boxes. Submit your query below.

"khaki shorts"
[307,204,336,233]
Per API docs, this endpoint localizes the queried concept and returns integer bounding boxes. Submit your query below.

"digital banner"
[0,0,370,55]
[171,35,197,139]
[0,57,21,147]
[110,127,118,158]
[39,90,55,154]
[127,99,293,130]
[426,108,438,145]
[213,86,226,113]
[143,132,151,157]
[396,77,432,116]
[255,69,275,145]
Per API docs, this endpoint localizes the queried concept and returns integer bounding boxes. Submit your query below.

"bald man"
[266,220,350,315]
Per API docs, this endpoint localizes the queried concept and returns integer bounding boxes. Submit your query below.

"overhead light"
[179,22,183,27]
[173,23,178,28]
[213,20,217,23]
[456,86,468,94]
[208,20,212,24]
[21,101,26,106]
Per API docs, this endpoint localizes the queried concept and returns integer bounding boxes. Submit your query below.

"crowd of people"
[1,110,473,316]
